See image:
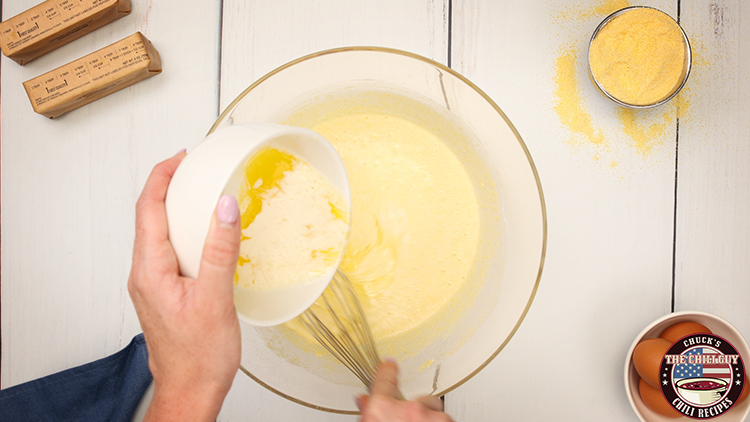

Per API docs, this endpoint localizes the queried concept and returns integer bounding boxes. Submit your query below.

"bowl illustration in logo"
[676,377,728,405]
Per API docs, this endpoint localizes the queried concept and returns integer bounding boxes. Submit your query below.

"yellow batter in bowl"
[267,87,487,351]
[214,47,545,414]
[285,111,480,341]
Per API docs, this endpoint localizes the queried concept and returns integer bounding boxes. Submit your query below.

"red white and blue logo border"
[659,333,745,419]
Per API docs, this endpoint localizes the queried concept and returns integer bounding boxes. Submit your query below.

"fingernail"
[217,195,239,225]
[385,357,398,364]
[175,148,187,156]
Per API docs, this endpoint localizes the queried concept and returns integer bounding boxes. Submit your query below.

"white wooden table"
[2,1,748,420]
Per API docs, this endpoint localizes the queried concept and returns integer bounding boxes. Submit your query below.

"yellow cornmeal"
[552,0,693,161]
[616,107,672,155]
[234,147,348,290]
[554,0,630,21]
[589,7,687,106]
[285,112,481,341]
[555,46,605,146]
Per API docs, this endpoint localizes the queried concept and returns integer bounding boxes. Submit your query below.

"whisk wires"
[300,270,380,387]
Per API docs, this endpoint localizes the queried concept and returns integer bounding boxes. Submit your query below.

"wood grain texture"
[447,0,679,420]
[219,0,449,112]
[1,0,221,387]
[675,2,750,337]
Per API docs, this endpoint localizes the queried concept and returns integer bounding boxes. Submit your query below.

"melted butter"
[234,147,295,284]
[239,147,295,230]
[329,202,347,221]
[284,112,481,341]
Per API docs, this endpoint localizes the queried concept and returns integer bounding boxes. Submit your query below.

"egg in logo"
[660,334,745,419]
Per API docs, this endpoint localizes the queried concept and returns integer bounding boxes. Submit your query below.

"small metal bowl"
[587,6,692,109]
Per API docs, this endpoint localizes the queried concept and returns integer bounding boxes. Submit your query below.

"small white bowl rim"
[166,123,351,327]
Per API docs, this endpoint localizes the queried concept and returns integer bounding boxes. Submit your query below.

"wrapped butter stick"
[0,0,131,66]
[23,32,161,119]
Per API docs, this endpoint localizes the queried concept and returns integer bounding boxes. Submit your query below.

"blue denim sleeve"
[0,333,153,422]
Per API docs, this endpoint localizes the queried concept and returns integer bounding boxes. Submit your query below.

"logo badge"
[660,334,745,419]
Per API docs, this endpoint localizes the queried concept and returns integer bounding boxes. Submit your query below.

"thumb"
[416,395,444,412]
[370,360,401,399]
[197,195,241,297]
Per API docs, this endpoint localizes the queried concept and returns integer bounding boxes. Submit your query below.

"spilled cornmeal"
[552,0,692,161]
[234,147,349,290]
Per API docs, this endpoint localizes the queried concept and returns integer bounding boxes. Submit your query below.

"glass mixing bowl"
[210,47,546,413]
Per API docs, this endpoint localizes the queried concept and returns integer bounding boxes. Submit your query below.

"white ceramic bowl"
[624,311,750,421]
[165,123,350,326]
[675,378,728,405]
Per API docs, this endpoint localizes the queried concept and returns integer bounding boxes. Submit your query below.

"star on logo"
[663,380,669,385]
[737,380,742,386]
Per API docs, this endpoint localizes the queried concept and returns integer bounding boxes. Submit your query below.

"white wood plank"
[448,1,679,420]
[218,372,359,422]
[217,1,448,420]
[675,3,750,338]
[1,0,221,388]
[219,0,449,112]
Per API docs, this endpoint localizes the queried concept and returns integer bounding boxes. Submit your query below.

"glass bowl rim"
[210,46,548,414]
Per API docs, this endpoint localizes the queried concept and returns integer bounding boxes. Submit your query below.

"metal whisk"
[300,270,381,388]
